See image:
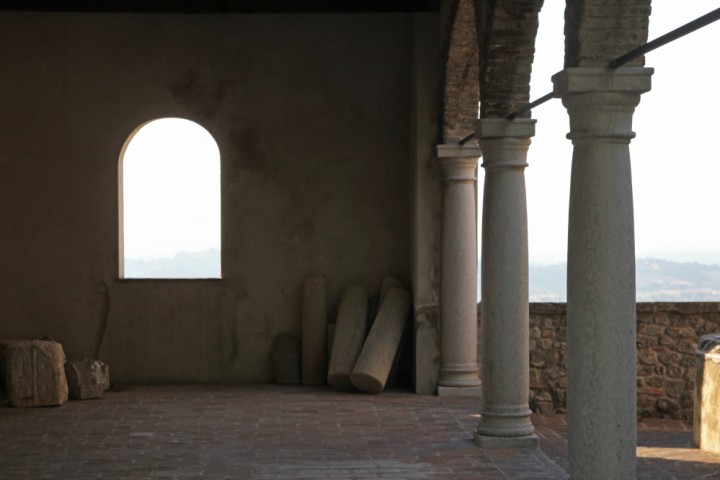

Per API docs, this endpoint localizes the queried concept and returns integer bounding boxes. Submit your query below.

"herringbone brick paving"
[0,384,718,479]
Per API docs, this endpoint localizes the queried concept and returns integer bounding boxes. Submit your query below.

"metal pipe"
[506,92,555,120]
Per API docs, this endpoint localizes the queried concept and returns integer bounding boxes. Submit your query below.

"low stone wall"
[479,302,720,421]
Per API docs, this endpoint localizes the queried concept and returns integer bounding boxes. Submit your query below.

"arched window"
[119,118,221,279]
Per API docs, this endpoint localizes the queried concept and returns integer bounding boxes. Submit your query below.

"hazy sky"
[523,1,720,265]
[122,118,221,261]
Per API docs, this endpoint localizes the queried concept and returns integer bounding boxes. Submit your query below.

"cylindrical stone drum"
[327,285,368,390]
[301,275,327,385]
[350,287,411,394]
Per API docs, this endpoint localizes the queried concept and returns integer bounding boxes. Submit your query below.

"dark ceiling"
[0,0,440,14]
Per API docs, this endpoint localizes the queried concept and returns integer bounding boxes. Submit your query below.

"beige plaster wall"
[0,12,426,382]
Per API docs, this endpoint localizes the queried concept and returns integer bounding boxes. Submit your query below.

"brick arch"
[442,0,480,143]
[564,0,651,67]
[474,0,545,119]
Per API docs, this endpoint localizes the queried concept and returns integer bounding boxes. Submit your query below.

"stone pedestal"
[351,288,411,394]
[328,285,369,391]
[1,340,68,407]
[301,275,328,385]
[693,334,720,454]
[474,119,536,447]
[436,144,482,397]
[553,67,653,480]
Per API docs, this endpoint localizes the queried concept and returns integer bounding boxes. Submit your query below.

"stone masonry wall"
[564,0,651,68]
[442,0,479,143]
[475,0,544,118]
[479,302,720,421]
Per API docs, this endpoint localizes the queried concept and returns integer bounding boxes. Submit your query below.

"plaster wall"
[0,12,424,382]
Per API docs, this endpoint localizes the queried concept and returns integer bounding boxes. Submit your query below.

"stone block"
[64,359,110,400]
[272,334,301,385]
[1,340,68,407]
[693,334,720,453]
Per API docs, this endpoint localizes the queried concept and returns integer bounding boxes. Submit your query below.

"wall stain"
[227,127,269,173]
[166,68,231,119]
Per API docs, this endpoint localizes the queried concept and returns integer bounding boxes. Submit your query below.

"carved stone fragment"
[1,340,68,407]
[64,359,110,400]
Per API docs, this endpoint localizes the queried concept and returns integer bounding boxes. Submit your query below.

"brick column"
[553,67,653,480]
[436,145,482,396]
[474,119,537,447]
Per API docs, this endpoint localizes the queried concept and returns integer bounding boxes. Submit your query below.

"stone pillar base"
[437,385,482,397]
[474,433,539,448]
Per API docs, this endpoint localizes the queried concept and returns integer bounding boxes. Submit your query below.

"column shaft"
[437,145,482,394]
[474,119,536,446]
[553,67,653,480]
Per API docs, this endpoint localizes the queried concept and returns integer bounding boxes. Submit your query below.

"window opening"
[119,118,221,279]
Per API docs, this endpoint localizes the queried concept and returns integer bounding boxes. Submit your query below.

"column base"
[474,432,539,448]
[437,385,482,397]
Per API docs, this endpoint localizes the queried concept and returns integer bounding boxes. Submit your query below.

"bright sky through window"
[120,118,221,278]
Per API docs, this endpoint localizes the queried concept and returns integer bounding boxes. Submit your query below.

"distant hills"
[524,258,720,302]
[127,250,720,302]
[124,249,221,278]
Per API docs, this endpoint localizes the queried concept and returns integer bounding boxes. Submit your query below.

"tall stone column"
[436,145,482,396]
[553,67,653,480]
[474,119,537,447]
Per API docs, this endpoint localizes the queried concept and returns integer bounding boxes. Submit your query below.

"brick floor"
[0,384,718,479]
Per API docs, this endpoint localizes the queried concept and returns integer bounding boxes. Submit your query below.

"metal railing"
[459,7,720,145]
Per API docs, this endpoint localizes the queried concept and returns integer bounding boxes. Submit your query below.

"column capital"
[553,67,653,144]
[475,119,535,170]
[552,67,653,97]
[475,118,536,140]
[436,144,480,183]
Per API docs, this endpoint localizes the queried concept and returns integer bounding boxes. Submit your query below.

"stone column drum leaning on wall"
[351,287,411,394]
[328,285,369,391]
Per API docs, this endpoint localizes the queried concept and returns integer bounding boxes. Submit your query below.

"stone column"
[553,67,653,480]
[436,144,482,396]
[474,118,537,447]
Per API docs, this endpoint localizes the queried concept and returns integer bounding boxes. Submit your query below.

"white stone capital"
[475,119,535,170]
[552,67,653,96]
[553,68,653,144]
[436,145,481,184]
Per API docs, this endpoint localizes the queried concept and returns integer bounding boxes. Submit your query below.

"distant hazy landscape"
[124,249,221,278]
[127,250,720,302]
[525,258,720,302]
[483,258,720,302]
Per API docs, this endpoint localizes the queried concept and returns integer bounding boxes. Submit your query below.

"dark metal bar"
[506,91,555,120]
[608,7,720,69]
[459,132,476,145]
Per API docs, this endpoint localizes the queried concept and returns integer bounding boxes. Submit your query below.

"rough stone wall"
[479,302,720,421]
[442,0,479,143]
[564,0,651,67]
[474,0,544,118]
